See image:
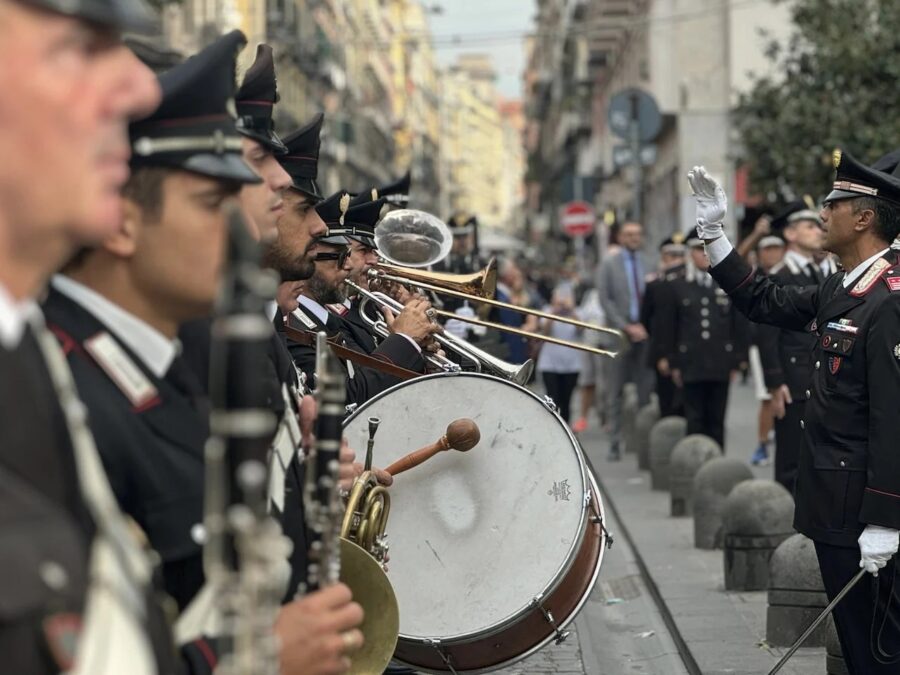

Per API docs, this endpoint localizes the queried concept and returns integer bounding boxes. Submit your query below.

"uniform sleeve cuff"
[705,236,734,266]
[396,332,422,353]
[860,487,900,531]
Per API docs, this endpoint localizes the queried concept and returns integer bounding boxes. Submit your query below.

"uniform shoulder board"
[83,332,158,408]
[849,258,891,297]
[768,261,786,275]
[290,308,318,330]
[883,264,900,292]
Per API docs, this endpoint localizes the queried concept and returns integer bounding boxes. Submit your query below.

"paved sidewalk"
[577,380,824,675]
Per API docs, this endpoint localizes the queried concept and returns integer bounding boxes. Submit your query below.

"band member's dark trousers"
[814,542,900,674]
[773,401,803,495]
[656,373,683,418]
[541,371,579,424]
[682,381,729,450]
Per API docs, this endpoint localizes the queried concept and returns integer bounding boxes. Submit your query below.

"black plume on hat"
[236,44,287,154]
[377,170,411,207]
[279,113,324,202]
[129,30,259,184]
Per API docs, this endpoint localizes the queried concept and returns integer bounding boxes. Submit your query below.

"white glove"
[687,165,728,240]
[858,524,900,575]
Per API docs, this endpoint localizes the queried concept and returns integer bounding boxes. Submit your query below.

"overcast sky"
[426,0,535,100]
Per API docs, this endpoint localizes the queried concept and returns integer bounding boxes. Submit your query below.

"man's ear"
[853,205,876,234]
[103,198,141,258]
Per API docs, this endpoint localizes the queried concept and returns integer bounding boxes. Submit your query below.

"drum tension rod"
[586,488,615,549]
[531,596,571,645]
[424,639,459,675]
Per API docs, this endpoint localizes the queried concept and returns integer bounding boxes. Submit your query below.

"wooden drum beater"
[385,418,481,477]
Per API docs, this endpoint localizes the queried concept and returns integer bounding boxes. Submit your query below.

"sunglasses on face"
[314,249,351,267]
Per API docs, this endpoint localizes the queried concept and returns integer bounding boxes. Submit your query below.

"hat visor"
[182,153,262,184]
[35,0,159,32]
[317,235,349,245]
[237,127,288,155]
[824,188,862,204]
[346,233,377,248]
[290,177,323,203]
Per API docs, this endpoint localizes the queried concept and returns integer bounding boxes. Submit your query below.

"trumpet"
[373,209,624,358]
[344,278,535,385]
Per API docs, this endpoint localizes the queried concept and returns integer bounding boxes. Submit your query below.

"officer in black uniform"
[285,197,436,403]
[642,233,687,417]
[755,202,836,491]
[691,153,900,674]
[656,232,748,449]
[0,1,203,673]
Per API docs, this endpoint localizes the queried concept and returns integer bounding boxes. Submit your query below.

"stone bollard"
[722,480,795,591]
[693,458,754,549]
[766,534,828,646]
[622,384,639,454]
[634,401,660,470]
[826,615,848,675]
[670,435,721,516]
[648,416,687,491]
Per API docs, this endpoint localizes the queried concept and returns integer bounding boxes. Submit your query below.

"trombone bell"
[374,258,497,300]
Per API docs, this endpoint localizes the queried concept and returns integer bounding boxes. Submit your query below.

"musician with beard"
[284,197,438,404]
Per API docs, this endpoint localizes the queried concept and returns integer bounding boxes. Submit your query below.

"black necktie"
[807,263,822,284]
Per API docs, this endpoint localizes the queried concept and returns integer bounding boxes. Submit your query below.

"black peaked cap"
[23,0,157,32]
[129,30,260,184]
[659,231,687,254]
[340,198,387,247]
[236,44,287,154]
[279,113,324,202]
[314,191,351,245]
[350,187,379,207]
[770,198,820,232]
[377,170,411,207]
[826,148,900,206]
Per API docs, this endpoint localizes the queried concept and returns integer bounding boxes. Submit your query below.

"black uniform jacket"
[655,267,749,383]
[43,288,209,611]
[342,299,378,354]
[711,247,900,546]
[0,316,212,675]
[180,312,311,602]
[756,256,828,399]
[283,300,425,405]
[642,263,685,369]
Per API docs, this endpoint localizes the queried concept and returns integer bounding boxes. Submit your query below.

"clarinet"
[204,204,289,675]
[301,332,346,593]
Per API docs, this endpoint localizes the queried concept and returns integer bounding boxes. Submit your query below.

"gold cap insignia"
[803,194,816,210]
[832,148,842,169]
[371,188,378,200]
[339,193,350,225]
[672,232,685,244]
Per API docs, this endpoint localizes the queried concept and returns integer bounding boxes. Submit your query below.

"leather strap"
[283,326,420,381]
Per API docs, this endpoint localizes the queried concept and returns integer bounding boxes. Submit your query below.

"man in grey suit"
[598,221,655,460]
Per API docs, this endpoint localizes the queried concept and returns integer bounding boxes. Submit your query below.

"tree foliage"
[733,0,900,201]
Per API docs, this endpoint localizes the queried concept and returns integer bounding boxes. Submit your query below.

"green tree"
[733,0,900,201]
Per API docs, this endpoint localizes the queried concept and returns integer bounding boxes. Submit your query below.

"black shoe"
[607,445,621,462]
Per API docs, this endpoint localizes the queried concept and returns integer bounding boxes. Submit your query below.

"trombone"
[344,278,535,385]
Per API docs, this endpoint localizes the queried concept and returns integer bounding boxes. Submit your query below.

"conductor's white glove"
[687,166,728,240]
[858,524,900,575]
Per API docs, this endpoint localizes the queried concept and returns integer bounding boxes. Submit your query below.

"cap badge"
[894,343,900,361]
[339,193,350,225]
[832,148,842,169]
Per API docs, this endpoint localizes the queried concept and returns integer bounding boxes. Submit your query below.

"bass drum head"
[343,373,587,641]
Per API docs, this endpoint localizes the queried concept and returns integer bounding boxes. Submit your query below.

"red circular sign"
[561,201,596,237]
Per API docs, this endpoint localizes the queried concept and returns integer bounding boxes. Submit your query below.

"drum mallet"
[767,568,866,674]
[384,419,480,476]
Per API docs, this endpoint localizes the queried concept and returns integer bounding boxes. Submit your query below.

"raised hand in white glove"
[687,165,728,240]
[858,524,900,575]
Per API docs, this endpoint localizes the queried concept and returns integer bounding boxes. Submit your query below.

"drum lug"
[424,638,459,674]
[542,395,559,414]
[531,596,571,645]
[344,402,358,416]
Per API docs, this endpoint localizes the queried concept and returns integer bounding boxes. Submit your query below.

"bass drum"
[343,372,607,673]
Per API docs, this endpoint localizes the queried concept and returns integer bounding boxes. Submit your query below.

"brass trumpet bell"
[374,258,497,300]
[339,538,399,674]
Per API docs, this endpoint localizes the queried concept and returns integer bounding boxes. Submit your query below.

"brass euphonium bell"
[338,417,398,674]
